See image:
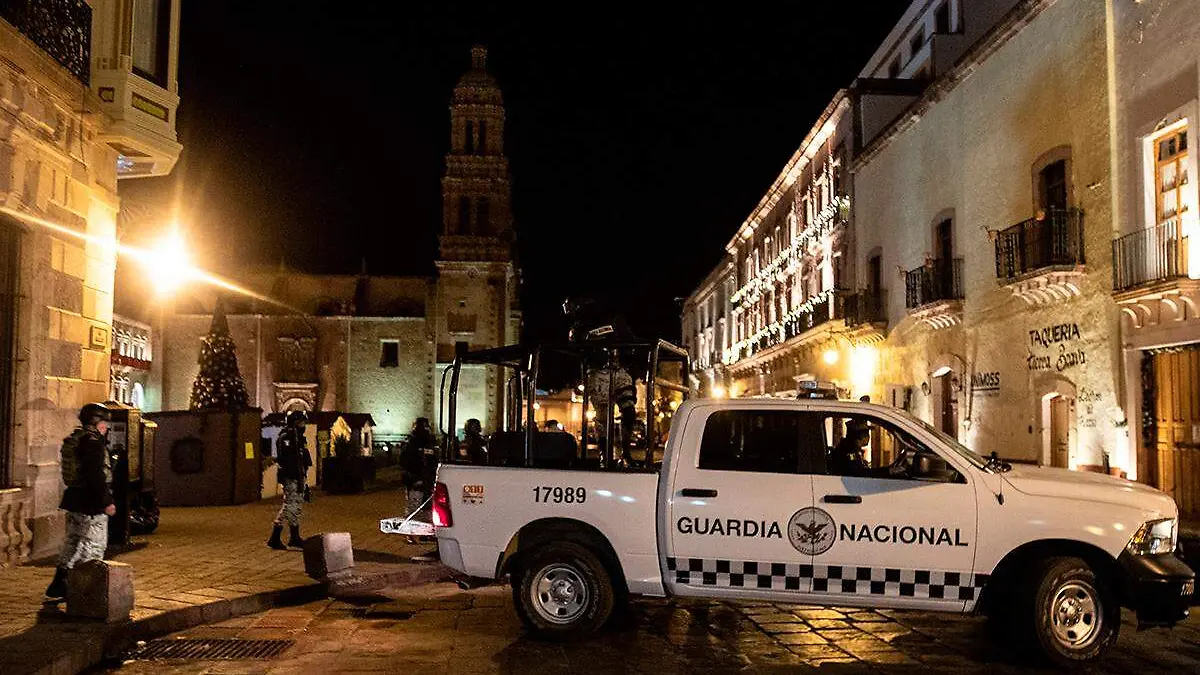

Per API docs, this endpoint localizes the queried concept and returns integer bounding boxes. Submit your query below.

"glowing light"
[823,349,840,365]
[533,402,541,411]
[146,228,193,295]
[577,384,585,392]
[669,399,680,410]
[712,386,727,399]
[850,345,879,400]
[586,410,596,421]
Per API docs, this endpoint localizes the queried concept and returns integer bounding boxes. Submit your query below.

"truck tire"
[1018,556,1119,667]
[512,541,615,640]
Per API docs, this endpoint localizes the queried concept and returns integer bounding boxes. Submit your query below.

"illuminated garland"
[728,288,836,360]
[729,195,850,307]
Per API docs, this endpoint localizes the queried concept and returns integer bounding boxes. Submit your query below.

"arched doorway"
[1037,376,1077,469]
[928,354,964,439]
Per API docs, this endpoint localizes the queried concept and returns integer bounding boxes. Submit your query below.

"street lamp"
[145,227,194,295]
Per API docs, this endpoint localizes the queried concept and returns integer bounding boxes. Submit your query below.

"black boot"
[287,525,304,548]
[45,567,68,599]
[267,525,286,550]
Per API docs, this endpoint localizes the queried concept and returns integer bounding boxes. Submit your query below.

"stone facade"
[0,1,183,562]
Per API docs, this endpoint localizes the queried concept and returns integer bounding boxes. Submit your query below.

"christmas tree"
[189,298,249,410]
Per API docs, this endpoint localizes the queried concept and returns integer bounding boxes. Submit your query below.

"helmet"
[846,418,870,436]
[286,410,308,426]
[78,402,111,426]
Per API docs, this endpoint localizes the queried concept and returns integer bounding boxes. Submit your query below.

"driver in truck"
[830,418,870,477]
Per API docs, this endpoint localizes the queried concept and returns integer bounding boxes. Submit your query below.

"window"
[868,254,882,291]
[132,0,171,86]
[1155,126,1189,223]
[821,414,963,483]
[910,26,926,58]
[379,340,399,368]
[1039,159,1068,213]
[698,410,824,474]
[457,196,471,234]
[477,197,490,232]
[465,121,475,154]
[935,2,952,34]
[478,120,488,155]
[935,219,953,261]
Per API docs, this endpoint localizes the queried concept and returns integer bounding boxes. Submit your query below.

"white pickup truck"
[432,398,1194,667]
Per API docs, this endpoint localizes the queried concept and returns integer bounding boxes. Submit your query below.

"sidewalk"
[0,469,449,675]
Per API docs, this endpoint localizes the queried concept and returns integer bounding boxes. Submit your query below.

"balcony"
[90,1,181,178]
[905,258,963,329]
[0,0,91,84]
[1112,219,1188,292]
[994,208,1086,305]
[845,289,888,344]
[1111,218,1200,334]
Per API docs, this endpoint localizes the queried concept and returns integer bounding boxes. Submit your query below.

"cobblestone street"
[98,581,1200,674]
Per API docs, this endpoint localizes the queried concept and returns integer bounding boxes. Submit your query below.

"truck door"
[664,406,821,601]
[812,411,979,611]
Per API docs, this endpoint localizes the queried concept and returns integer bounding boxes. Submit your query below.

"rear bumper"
[1118,551,1195,627]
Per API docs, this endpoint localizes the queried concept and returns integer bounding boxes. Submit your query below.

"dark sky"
[123,1,911,343]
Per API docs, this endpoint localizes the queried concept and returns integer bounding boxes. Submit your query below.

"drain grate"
[128,638,294,661]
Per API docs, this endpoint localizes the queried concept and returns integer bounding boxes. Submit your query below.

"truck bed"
[435,465,665,596]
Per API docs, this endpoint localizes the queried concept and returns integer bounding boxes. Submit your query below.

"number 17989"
[533,486,586,504]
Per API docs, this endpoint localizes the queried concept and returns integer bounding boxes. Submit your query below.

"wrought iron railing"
[994,208,1084,281]
[905,258,963,309]
[845,289,888,326]
[1112,218,1189,291]
[0,0,91,84]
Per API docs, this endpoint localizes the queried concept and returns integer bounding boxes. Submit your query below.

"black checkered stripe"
[665,557,989,601]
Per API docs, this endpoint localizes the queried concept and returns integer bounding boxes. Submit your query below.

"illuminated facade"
[0,0,183,562]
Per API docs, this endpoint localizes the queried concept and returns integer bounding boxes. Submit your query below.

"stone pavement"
[96,582,1200,675]
[0,470,448,675]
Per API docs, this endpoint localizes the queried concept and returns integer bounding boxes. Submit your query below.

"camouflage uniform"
[56,427,113,569]
[273,425,312,528]
[587,366,638,460]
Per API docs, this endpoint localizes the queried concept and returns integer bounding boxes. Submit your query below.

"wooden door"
[1050,396,1070,469]
[938,374,957,436]
[1153,349,1200,519]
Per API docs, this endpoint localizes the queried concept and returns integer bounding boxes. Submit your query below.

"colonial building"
[157,46,520,445]
[1110,0,1200,516]
[110,314,154,410]
[852,0,1119,476]
[683,0,1014,403]
[0,0,183,563]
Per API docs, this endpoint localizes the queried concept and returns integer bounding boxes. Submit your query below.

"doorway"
[1145,347,1200,519]
[935,372,957,437]
[1049,395,1071,468]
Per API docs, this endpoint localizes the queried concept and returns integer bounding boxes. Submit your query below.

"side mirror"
[914,452,950,479]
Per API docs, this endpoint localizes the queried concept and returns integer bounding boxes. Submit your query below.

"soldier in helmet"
[830,418,871,477]
[268,410,313,550]
[45,403,116,599]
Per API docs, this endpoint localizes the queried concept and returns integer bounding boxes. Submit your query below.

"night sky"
[122,2,912,343]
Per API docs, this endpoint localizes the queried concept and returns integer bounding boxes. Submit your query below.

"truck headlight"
[1126,518,1177,555]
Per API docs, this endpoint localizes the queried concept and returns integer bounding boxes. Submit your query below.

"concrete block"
[66,560,134,622]
[302,532,354,580]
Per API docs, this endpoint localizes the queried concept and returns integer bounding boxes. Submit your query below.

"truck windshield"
[904,413,987,468]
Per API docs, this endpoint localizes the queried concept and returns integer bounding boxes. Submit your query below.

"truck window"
[821,415,963,483]
[698,410,824,474]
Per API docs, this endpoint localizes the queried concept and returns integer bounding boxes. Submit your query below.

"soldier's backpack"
[59,428,87,488]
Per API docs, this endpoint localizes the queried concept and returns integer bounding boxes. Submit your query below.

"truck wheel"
[1022,556,1119,667]
[513,542,615,640]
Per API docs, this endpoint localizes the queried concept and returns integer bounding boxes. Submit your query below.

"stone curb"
[26,563,450,675]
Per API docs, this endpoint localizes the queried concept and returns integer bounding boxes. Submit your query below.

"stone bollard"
[66,560,134,622]
[303,532,354,581]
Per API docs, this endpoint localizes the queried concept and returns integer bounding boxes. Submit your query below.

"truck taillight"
[432,482,452,528]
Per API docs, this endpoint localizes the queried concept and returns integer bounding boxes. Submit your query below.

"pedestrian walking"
[45,403,116,599]
[268,410,312,550]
